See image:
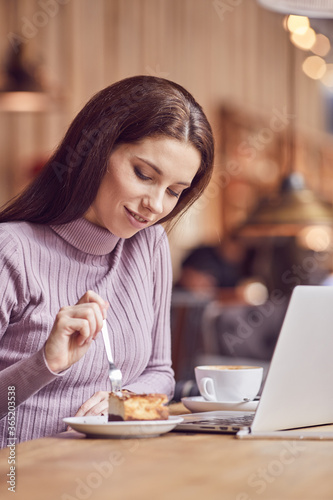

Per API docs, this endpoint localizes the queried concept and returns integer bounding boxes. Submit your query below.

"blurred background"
[1,0,333,397]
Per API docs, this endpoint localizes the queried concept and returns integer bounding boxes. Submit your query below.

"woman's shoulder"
[0,222,28,263]
[121,225,169,264]
[1,220,36,237]
[0,221,27,241]
[0,221,48,250]
[131,224,168,249]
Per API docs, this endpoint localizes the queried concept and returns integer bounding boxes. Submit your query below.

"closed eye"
[168,188,181,198]
[134,167,151,181]
[135,165,183,198]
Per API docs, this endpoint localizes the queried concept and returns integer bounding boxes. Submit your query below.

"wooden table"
[1,403,333,500]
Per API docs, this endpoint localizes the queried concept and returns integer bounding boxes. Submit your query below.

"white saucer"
[181,396,259,412]
[63,415,183,439]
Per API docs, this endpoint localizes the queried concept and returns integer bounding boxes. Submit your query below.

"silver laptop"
[174,285,333,436]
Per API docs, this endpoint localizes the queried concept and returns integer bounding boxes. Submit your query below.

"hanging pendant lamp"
[0,0,60,113]
[0,45,51,112]
[240,172,333,237]
[238,9,333,238]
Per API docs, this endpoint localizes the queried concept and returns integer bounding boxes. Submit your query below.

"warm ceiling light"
[297,226,332,252]
[291,27,316,50]
[0,91,51,112]
[321,63,333,87]
[242,281,268,306]
[311,33,331,57]
[287,15,309,34]
[302,55,326,80]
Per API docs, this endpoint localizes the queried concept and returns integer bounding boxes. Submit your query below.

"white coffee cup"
[195,365,263,402]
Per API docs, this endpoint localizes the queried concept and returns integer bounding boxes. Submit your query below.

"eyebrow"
[136,156,192,187]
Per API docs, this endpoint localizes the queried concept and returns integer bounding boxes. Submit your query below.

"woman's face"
[84,136,201,238]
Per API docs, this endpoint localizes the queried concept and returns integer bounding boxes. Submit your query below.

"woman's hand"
[74,391,110,417]
[44,290,109,373]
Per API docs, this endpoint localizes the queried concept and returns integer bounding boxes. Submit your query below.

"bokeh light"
[302,56,326,80]
[291,27,316,50]
[286,15,310,35]
[297,226,332,252]
[311,33,331,57]
[320,63,333,87]
[242,281,268,306]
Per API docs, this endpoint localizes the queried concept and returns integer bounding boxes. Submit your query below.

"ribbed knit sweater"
[0,218,175,447]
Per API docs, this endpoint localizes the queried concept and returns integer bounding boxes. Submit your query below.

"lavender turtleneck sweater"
[0,218,175,447]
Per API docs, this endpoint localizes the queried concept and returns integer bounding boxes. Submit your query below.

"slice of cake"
[108,391,169,421]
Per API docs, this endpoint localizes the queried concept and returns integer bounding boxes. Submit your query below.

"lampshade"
[0,46,52,112]
[239,173,333,237]
[257,0,333,18]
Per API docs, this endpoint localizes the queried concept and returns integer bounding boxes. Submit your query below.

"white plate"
[63,415,184,439]
[181,396,259,412]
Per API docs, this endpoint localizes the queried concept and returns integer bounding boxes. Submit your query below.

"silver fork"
[101,319,122,393]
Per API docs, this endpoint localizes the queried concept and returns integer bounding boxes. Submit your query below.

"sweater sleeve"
[0,229,66,420]
[124,229,175,400]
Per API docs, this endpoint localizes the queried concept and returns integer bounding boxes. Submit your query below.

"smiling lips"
[130,211,148,223]
[125,207,150,226]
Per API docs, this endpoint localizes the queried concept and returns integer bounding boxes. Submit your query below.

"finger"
[44,317,92,372]
[75,391,109,417]
[66,426,77,432]
[78,400,109,417]
[62,317,92,346]
[62,304,103,340]
[77,291,109,319]
[53,312,89,337]
[75,391,109,416]
[81,302,105,339]
[76,306,98,341]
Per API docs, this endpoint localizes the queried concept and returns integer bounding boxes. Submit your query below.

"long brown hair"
[0,76,214,226]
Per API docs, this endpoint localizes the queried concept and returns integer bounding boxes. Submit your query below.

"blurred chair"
[170,290,288,401]
[171,291,210,381]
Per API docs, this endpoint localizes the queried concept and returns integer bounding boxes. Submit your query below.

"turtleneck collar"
[50,218,120,255]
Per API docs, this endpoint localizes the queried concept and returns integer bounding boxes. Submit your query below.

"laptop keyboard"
[192,414,254,427]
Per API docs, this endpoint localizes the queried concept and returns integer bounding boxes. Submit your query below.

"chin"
[109,226,140,239]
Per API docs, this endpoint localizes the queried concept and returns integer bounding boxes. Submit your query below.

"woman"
[0,75,214,446]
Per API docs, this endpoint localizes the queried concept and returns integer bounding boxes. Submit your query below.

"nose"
[142,188,164,215]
